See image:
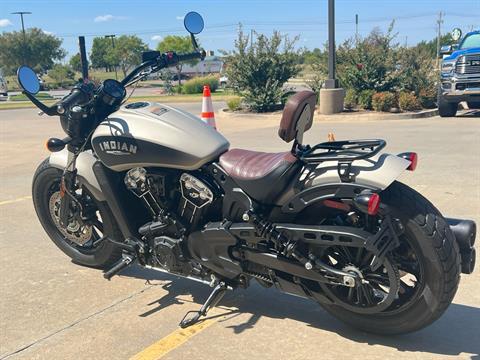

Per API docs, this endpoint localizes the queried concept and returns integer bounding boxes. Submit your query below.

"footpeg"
[179,281,228,328]
[103,254,136,280]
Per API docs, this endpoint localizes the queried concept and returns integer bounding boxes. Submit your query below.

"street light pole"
[325,0,338,89]
[105,34,118,80]
[11,11,32,64]
[319,0,344,114]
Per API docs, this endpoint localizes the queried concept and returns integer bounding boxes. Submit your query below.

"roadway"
[0,105,479,359]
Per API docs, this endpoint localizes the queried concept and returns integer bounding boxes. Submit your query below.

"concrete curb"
[221,107,440,121]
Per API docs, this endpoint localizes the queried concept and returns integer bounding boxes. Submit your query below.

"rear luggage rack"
[297,139,386,163]
[297,139,386,182]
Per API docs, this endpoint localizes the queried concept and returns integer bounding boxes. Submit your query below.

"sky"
[1,0,479,60]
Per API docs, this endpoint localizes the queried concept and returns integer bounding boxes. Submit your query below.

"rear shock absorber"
[243,210,295,255]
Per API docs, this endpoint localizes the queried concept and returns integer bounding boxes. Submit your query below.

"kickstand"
[179,281,228,328]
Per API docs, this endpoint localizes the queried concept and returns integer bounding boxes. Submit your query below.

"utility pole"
[319,0,344,114]
[11,11,32,63]
[105,34,118,80]
[436,11,443,69]
[355,14,359,45]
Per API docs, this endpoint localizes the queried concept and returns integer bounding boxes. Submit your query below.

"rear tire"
[320,181,461,334]
[438,87,458,117]
[32,158,122,268]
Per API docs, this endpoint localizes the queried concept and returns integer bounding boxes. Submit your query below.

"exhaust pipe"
[446,218,476,274]
[447,218,476,250]
[460,248,476,275]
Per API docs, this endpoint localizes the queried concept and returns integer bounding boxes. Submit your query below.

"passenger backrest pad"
[278,90,316,143]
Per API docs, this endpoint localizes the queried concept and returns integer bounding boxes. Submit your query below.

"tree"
[109,35,147,77]
[90,37,113,71]
[48,64,75,88]
[69,53,82,73]
[0,28,65,75]
[336,23,400,92]
[414,33,453,58]
[224,27,300,112]
[157,35,195,85]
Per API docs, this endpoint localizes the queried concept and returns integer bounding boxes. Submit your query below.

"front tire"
[32,158,122,268]
[320,181,461,334]
[438,87,458,117]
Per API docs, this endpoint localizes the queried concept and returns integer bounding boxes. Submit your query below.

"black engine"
[124,167,215,276]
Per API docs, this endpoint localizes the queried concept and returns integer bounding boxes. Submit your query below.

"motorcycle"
[18,12,476,334]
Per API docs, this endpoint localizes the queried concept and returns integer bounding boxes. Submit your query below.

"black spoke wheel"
[301,181,460,335]
[319,248,400,314]
[33,159,122,268]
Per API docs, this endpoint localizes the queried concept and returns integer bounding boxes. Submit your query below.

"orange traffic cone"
[201,85,216,129]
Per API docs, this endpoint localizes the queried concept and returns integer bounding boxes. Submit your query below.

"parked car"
[219,75,228,88]
[0,69,8,96]
[438,30,480,117]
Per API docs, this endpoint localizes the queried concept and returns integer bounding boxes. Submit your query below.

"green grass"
[0,91,236,110]
[9,92,54,101]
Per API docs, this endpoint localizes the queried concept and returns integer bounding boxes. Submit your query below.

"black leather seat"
[219,149,300,203]
[219,91,316,203]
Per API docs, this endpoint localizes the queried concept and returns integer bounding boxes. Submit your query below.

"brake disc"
[49,191,92,246]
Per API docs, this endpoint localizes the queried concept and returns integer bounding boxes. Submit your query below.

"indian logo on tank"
[98,140,137,155]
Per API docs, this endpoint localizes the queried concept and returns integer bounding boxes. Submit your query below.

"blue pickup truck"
[438,30,480,117]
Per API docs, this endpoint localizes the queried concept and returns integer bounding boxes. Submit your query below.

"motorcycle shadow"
[122,265,480,358]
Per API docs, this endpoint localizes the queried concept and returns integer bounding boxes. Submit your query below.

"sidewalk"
[216,108,439,133]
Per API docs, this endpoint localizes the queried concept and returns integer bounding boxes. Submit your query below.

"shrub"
[418,87,437,109]
[357,89,375,110]
[372,92,397,112]
[227,97,243,111]
[224,27,300,112]
[344,89,358,110]
[398,92,421,111]
[182,76,219,94]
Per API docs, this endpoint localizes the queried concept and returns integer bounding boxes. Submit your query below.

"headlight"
[441,61,455,73]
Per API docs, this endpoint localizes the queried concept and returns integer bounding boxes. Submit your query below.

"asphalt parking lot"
[0,105,479,360]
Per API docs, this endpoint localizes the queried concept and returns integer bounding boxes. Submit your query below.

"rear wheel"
[316,181,461,334]
[32,158,122,268]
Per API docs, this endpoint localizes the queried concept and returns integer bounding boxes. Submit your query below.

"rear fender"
[279,153,410,214]
[49,149,106,201]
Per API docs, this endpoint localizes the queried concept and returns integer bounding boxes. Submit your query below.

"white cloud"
[43,30,55,35]
[0,19,13,27]
[151,35,162,41]
[94,14,127,23]
[176,16,184,20]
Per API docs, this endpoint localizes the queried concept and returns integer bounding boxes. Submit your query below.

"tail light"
[398,152,418,171]
[353,193,380,216]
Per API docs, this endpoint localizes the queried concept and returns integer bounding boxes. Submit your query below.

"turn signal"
[353,193,381,216]
[398,152,418,171]
[46,137,67,152]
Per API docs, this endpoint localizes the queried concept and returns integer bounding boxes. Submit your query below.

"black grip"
[57,88,88,113]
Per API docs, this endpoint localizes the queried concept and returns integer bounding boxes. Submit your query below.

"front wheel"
[32,158,122,268]
[438,87,458,117]
[319,181,461,334]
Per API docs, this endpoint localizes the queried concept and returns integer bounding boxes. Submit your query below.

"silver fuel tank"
[91,102,229,172]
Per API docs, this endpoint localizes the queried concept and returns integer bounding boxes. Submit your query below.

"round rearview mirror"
[17,66,40,95]
[184,12,204,35]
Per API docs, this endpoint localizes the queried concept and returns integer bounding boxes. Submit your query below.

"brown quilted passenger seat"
[219,149,300,203]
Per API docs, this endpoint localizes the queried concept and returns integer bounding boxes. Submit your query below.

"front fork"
[58,148,77,228]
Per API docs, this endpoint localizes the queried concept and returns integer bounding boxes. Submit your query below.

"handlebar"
[56,87,90,114]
